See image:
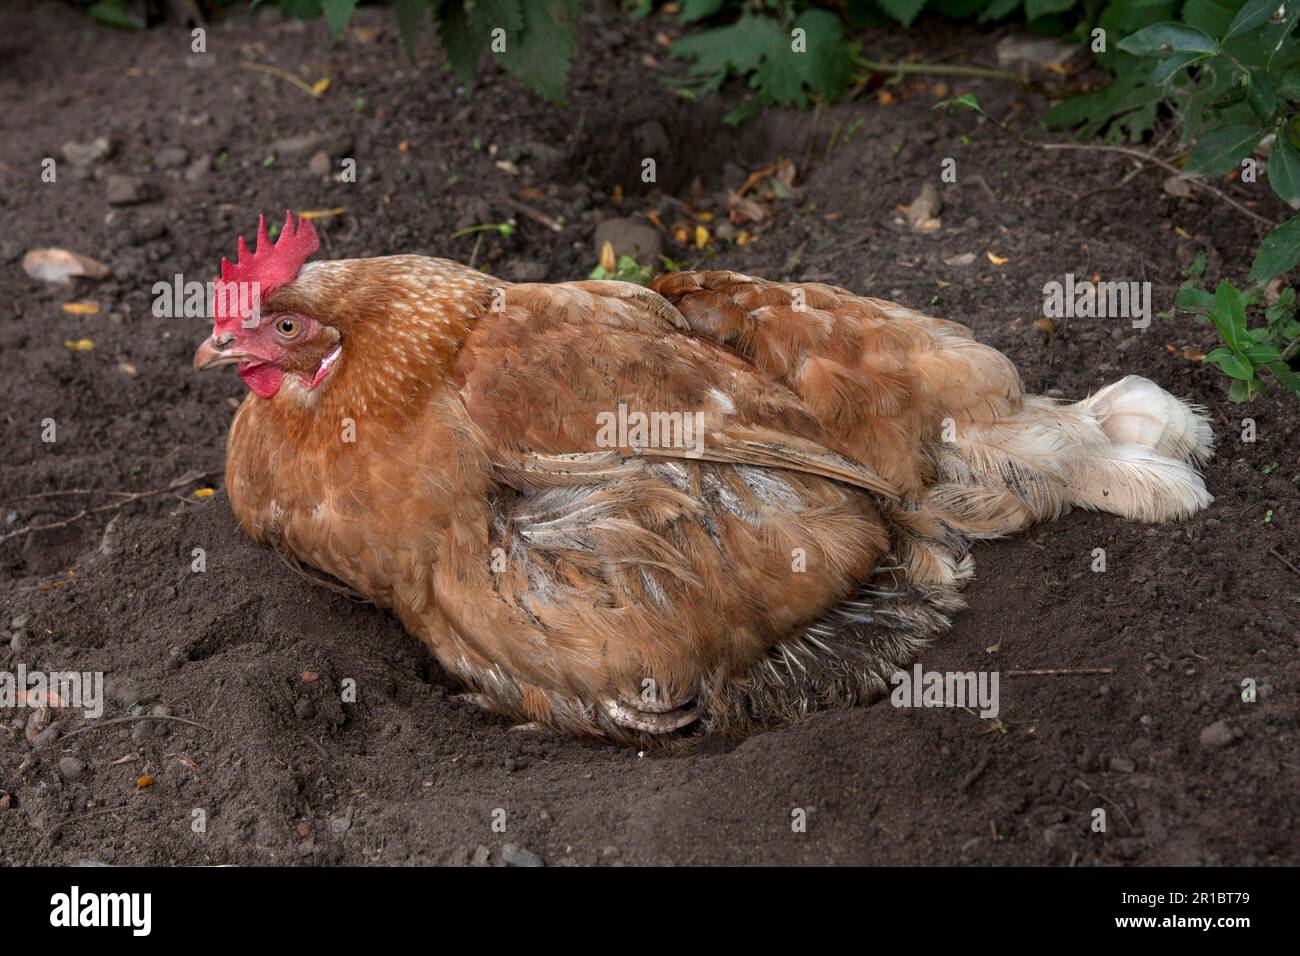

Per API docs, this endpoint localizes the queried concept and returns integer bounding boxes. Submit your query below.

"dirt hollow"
[1,2,1296,866]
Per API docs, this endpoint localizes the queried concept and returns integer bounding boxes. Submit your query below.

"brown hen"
[194,213,1212,742]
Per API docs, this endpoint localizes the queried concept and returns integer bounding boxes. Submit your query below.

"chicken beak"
[193,334,242,371]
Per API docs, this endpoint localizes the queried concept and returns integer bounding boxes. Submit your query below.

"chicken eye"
[276,318,299,337]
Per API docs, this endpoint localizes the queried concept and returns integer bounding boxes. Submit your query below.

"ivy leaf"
[1268,133,1300,205]
[1249,214,1300,282]
[319,0,357,41]
[1118,22,1219,56]
[1224,0,1284,41]
[1184,124,1260,176]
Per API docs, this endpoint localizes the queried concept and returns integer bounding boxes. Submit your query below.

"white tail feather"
[1081,375,1214,465]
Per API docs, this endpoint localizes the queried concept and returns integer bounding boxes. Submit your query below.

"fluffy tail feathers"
[921,375,1213,543]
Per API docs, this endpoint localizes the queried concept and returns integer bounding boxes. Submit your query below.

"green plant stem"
[857,58,1021,83]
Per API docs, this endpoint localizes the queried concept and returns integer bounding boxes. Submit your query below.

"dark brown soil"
[1,1,1297,867]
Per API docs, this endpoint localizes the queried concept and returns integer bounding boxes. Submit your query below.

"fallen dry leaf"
[63,338,95,351]
[311,77,331,96]
[61,301,100,315]
[298,208,347,220]
[299,672,320,683]
[1174,226,1193,240]
[23,248,111,284]
[987,252,1009,266]
[694,225,710,249]
[136,775,156,789]
[193,488,215,499]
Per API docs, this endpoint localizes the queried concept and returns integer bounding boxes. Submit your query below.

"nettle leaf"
[1211,280,1251,353]
[877,0,928,27]
[437,0,484,87]
[672,13,785,82]
[320,0,357,40]
[1184,124,1261,176]
[792,9,854,101]
[1224,0,1285,42]
[394,0,428,62]
[497,0,576,106]
[469,0,523,37]
[1118,22,1219,56]
[1043,70,1165,142]
[1269,134,1300,205]
[1250,214,1300,281]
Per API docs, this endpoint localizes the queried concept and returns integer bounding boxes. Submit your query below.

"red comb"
[214,210,319,333]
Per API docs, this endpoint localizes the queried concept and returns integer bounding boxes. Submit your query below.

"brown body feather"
[218,258,1212,742]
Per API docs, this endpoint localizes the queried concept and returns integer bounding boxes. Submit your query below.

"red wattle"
[239,363,284,399]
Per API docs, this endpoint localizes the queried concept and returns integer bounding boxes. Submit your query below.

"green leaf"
[320,0,357,40]
[1025,0,1075,21]
[679,0,725,24]
[979,0,1023,23]
[469,0,523,37]
[1224,0,1284,41]
[934,93,984,114]
[1249,215,1300,281]
[1210,350,1256,379]
[1247,71,1278,123]
[1150,51,1208,86]
[671,14,784,79]
[1184,124,1261,176]
[1176,284,1215,313]
[1268,134,1300,205]
[1118,22,1219,56]
[876,0,927,27]
[394,0,427,62]
[1211,280,1251,352]
[85,0,144,28]
[792,9,854,101]
[437,0,483,87]
[1267,361,1300,395]
[1245,344,1284,363]
[1228,378,1257,400]
[496,0,577,105]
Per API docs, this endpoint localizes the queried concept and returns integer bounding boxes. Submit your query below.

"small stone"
[106,175,156,206]
[58,757,86,782]
[9,631,24,654]
[593,218,661,266]
[31,722,63,750]
[470,844,492,867]
[1108,756,1136,773]
[328,814,351,834]
[131,720,154,743]
[1043,823,1071,848]
[906,183,942,230]
[184,155,211,183]
[501,844,544,867]
[154,146,189,169]
[1200,720,1235,748]
[294,698,317,720]
[943,253,976,267]
[10,615,28,630]
[62,137,114,166]
[308,150,331,177]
